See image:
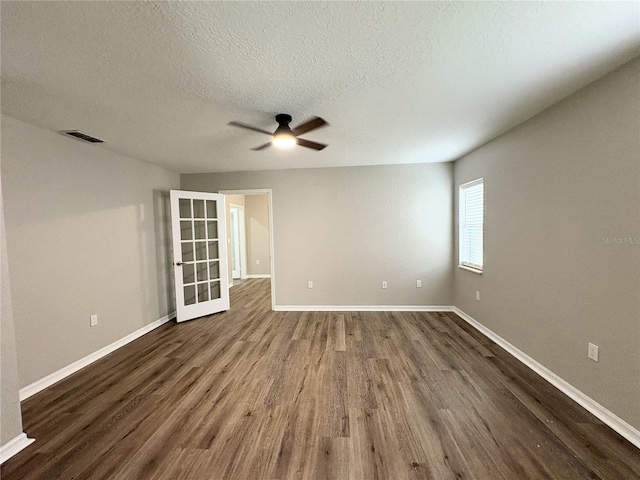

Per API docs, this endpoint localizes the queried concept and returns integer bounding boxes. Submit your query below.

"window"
[459,178,484,272]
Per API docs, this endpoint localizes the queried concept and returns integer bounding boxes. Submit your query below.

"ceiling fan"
[228,114,328,151]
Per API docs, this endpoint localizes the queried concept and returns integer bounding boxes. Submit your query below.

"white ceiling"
[2,2,639,173]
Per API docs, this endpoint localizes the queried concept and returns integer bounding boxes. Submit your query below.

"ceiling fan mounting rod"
[275,113,292,125]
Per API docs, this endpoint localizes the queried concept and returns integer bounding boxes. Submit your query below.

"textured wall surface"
[2,115,180,388]
[182,163,453,307]
[453,58,640,429]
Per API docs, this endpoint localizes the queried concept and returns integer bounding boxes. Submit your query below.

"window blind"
[459,179,484,271]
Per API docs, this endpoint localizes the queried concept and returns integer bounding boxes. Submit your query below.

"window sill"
[458,265,483,275]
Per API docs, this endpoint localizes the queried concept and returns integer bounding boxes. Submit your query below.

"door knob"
[175,262,183,266]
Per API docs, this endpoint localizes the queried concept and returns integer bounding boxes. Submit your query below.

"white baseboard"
[245,274,271,279]
[452,307,640,449]
[19,312,175,401]
[274,305,454,312]
[0,433,35,465]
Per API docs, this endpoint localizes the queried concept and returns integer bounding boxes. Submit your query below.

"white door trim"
[220,189,275,310]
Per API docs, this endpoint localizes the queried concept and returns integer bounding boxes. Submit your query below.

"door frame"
[220,189,275,311]
[229,203,247,282]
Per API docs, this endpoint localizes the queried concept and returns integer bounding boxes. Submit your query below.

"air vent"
[59,130,104,143]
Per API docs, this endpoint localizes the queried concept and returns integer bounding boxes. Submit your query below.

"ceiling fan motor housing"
[273,113,295,138]
[275,114,294,136]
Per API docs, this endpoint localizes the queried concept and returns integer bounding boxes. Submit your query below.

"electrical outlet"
[382,281,388,289]
[416,280,422,288]
[90,314,98,327]
[307,280,313,289]
[476,291,480,301]
[256,259,260,265]
[588,343,599,362]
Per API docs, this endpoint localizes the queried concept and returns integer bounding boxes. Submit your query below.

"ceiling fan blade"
[228,121,273,136]
[251,142,272,151]
[292,116,327,136]
[296,138,327,151]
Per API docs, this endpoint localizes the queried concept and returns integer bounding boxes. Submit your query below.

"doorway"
[221,189,275,310]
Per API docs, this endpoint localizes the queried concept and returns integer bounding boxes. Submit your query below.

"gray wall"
[1,115,180,388]
[1,167,24,446]
[245,194,271,276]
[453,58,640,429]
[182,163,454,307]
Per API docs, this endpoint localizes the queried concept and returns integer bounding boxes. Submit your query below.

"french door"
[170,190,229,322]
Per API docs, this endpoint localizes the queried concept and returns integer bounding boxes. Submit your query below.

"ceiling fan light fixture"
[272,130,297,149]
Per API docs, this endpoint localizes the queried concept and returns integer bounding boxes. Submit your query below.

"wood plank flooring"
[2,279,638,479]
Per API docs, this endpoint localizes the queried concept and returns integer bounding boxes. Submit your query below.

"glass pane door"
[170,191,229,322]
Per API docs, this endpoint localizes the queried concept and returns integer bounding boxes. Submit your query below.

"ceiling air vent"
[59,130,105,143]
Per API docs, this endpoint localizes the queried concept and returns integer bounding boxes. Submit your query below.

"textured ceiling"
[2,1,639,173]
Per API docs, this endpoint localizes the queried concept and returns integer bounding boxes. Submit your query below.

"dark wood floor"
[3,279,639,479]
